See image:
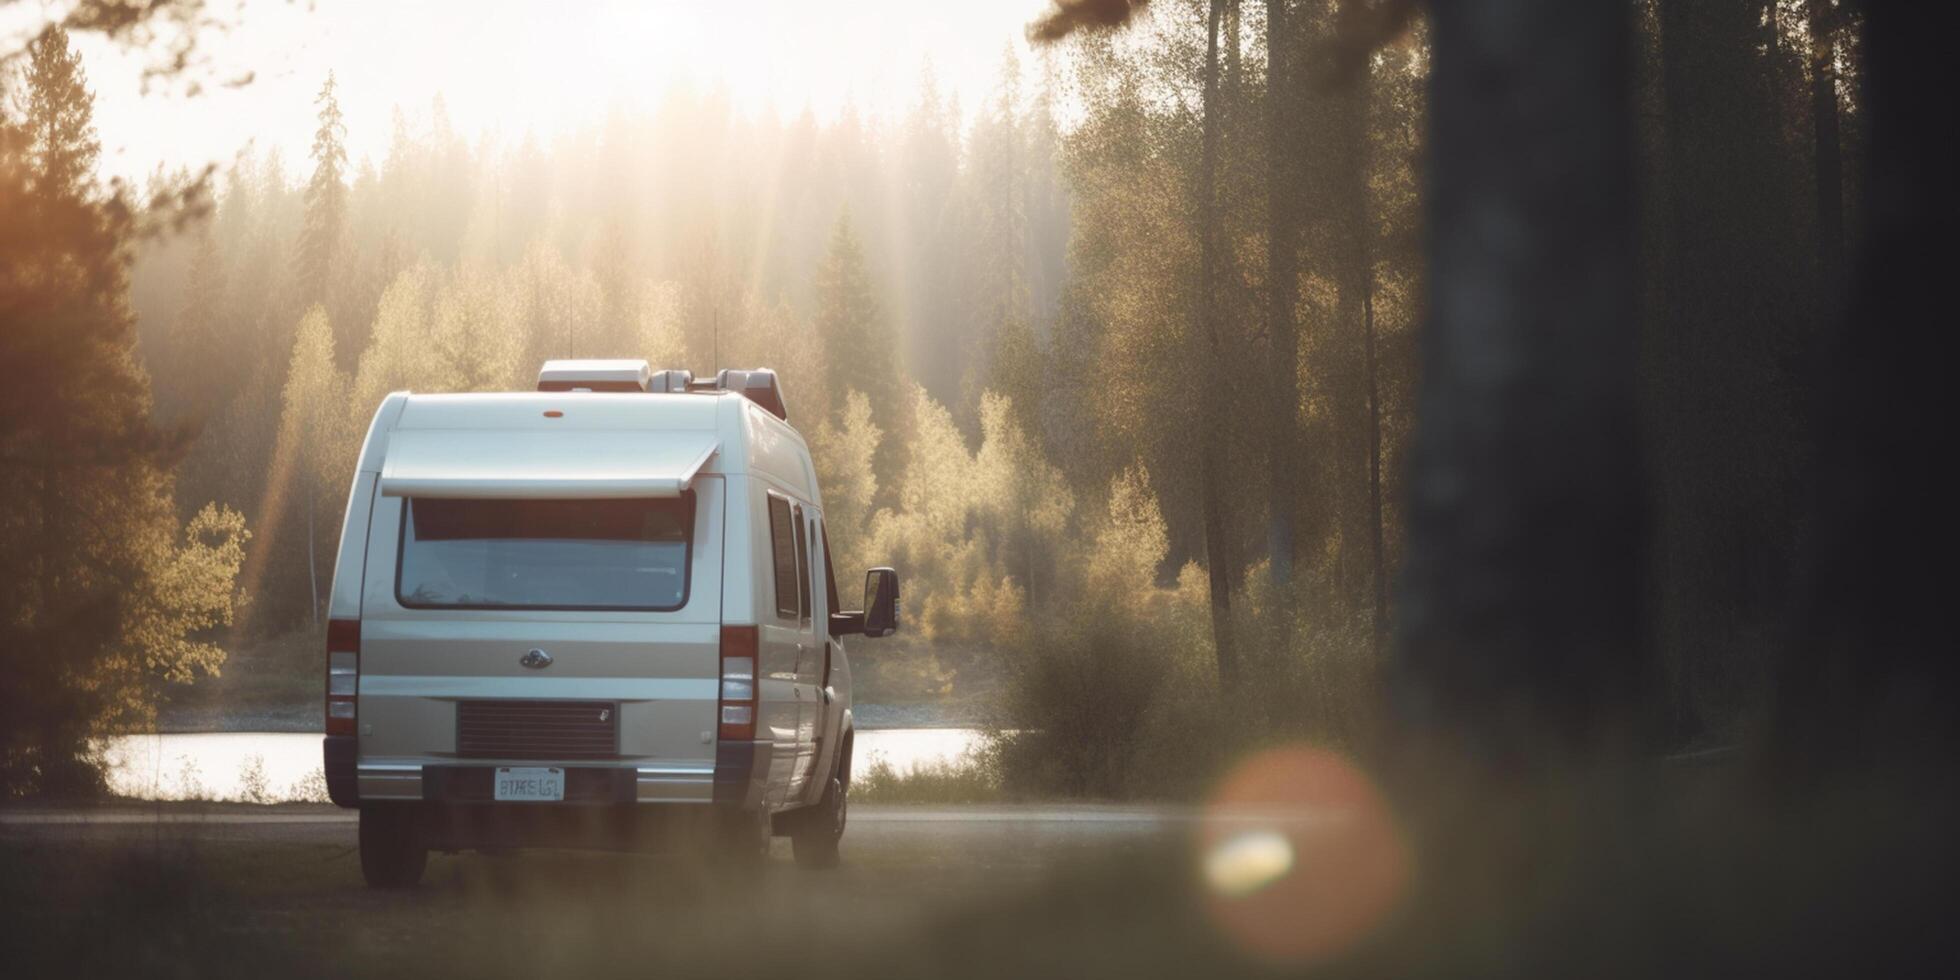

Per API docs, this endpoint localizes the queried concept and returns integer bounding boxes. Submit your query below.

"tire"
[791,775,846,870]
[359,804,428,889]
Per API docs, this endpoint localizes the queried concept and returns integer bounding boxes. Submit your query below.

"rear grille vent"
[456,700,619,760]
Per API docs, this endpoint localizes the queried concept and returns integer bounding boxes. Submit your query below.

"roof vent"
[715,368,788,421]
[647,369,694,393]
[537,359,651,392]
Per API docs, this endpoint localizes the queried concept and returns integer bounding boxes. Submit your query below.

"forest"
[7,0,1960,974]
[0,0,1947,812]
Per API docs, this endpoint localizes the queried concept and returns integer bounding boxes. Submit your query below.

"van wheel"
[359,804,428,889]
[792,776,846,870]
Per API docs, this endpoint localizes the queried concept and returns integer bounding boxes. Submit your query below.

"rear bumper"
[330,738,772,808]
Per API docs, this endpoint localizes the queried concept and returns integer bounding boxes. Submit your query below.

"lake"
[100,727,988,802]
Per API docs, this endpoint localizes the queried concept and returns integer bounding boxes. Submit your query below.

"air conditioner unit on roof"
[537,359,652,392]
[715,368,788,421]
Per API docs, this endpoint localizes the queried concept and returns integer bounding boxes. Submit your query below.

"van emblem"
[520,649,553,670]
[598,708,611,723]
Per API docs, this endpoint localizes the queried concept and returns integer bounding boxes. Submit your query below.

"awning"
[379,429,718,499]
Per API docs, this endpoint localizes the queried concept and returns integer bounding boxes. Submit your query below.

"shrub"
[995,611,1173,799]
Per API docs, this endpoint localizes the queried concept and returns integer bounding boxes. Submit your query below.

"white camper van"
[321,359,900,887]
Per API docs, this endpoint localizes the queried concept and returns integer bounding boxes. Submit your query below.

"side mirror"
[862,567,899,638]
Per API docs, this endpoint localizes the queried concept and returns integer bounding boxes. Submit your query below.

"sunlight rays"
[75,0,1058,185]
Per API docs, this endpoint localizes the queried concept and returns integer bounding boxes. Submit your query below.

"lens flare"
[1204,829,1295,897]
[1198,745,1411,966]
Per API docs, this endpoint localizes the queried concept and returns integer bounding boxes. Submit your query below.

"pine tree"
[810,390,883,572]
[962,47,1031,418]
[275,307,351,626]
[160,227,226,422]
[19,27,99,207]
[0,28,248,794]
[813,213,899,445]
[297,71,347,332]
[430,270,521,391]
[896,64,964,404]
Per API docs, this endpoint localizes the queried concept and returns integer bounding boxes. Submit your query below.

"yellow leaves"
[897,384,979,539]
[121,501,249,694]
[429,269,524,392]
[1083,464,1168,605]
[810,389,882,571]
[975,391,1076,540]
[848,388,1194,656]
[279,306,356,488]
[351,261,437,410]
[354,262,530,404]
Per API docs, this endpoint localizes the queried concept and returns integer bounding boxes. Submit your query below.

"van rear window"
[397,496,692,611]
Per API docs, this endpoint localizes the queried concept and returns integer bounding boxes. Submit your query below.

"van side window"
[820,521,840,619]
[792,504,812,625]
[769,496,799,620]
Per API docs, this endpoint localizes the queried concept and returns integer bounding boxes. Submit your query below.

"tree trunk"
[1806,0,1845,293]
[1196,0,1239,691]
[1363,267,1387,663]
[306,473,319,629]
[1774,0,1960,783]
[1224,0,1243,94]
[39,432,60,624]
[1396,0,1644,758]
[1264,0,1299,652]
[1334,0,1382,648]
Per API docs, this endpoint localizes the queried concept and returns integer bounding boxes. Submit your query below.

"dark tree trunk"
[1806,0,1845,292]
[1333,1,1386,660]
[1363,273,1387,662]
[1264,0,1299,650]
[1396,0,1645,757]
[1651,0,1799,746]
[1774,0,1960,783]
[1197,0,1240,691]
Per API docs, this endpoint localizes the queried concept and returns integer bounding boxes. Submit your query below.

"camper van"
[321,359,900,887]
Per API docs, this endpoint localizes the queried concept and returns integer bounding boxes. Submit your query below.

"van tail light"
[718,625,757,741]
[326,618,360,736]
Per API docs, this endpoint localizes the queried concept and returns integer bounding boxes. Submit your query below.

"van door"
[763,493,818,801]
[809,516,849,796]
[797,507,828,789]
[356,484,725,792]
[790,502,821,791]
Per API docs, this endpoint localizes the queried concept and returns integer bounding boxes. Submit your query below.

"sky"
[7,0,1061,183]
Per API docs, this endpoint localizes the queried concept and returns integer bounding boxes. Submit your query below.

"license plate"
[493,766,565,802]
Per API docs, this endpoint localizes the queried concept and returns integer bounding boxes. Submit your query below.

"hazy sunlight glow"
[67,0,1058,182]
